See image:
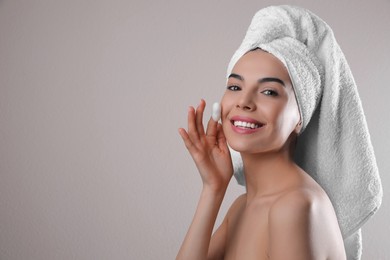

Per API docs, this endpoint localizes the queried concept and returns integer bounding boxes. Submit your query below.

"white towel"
[225,5,383,259]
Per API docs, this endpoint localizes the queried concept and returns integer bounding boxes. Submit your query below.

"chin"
[227,135,288,155]
[227,139,265,154]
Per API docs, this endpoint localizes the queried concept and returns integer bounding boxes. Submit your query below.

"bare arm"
[176,187,226,260]
[176,99,233,260]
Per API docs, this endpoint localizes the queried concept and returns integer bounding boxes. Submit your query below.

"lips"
[229,115,265,134]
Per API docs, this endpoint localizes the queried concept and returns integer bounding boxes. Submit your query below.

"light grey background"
[0,0,389,259]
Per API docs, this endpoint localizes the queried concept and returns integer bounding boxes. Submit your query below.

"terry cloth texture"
[226,5,383,259]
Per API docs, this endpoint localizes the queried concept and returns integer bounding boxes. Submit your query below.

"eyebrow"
[228,73,285,87]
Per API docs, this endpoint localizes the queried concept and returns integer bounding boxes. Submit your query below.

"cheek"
[286,89,301,120]
[261,99,293,132]
[261,101,285,123]
[220,95,234,132]
[274,101,300,135]
[220,95,232,118]
[285,96,300,124]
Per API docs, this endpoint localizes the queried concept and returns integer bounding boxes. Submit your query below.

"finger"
[178,128,197,153]
[195,99,206,137]
[216,123,229,152]
[205,114,218,146]
[187,106,200,142]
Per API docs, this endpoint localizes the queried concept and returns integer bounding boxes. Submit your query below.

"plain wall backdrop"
[0,0,389,259]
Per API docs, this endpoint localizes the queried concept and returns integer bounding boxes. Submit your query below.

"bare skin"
[177,49,346,260]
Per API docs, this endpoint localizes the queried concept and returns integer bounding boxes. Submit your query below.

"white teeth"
[233,120,260,129]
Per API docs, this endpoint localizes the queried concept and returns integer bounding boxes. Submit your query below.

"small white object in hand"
[212,102,221,122]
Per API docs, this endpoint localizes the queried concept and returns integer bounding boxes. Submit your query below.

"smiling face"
[221,49,302,154]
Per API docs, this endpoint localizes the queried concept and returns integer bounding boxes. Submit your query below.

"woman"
[177,48,346,260]
[176,5,381,260]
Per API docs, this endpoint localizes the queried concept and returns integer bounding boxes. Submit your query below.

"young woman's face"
[221,49,301,154]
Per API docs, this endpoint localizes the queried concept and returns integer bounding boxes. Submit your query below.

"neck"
[241,137,301,202]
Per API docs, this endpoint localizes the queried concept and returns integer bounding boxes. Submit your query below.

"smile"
[229,115,265,134]
[233,120,261,129]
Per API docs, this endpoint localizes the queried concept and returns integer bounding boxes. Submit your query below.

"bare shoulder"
[268,169,341,223]
[226,193,247,219]
[268,185,346,259]
[269,186,324,217]
[268,188,315,240]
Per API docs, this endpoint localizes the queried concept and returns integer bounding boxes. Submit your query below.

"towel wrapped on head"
[226,5,383,259]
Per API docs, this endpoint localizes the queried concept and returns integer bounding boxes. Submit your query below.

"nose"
[236,91,255,111]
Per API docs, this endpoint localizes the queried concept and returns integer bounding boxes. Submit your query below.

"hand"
[178,99,233,191]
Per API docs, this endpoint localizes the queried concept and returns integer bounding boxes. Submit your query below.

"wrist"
[202,183,228,197]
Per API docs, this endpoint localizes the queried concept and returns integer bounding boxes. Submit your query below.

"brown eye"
[227,85,241,91]
[262,90,278,96]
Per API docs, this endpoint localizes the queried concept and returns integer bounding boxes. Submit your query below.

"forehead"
[231,49,291,81]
